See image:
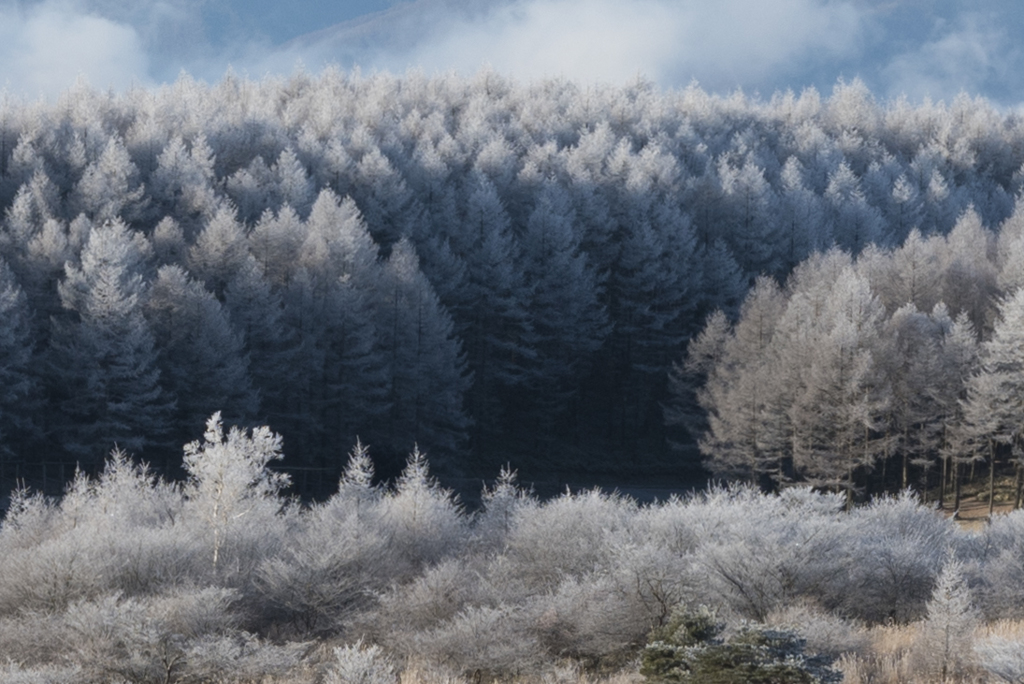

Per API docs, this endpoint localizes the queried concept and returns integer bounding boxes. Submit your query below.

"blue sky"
[2,0,1023,106]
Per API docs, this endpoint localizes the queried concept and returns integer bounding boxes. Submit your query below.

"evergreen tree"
[787,266,888,503]
[72,136,147,224]
[824,161,884,254]
[455,175,533,453]
[375,239,471,468]
[936,309,980,510]
[962,288,1024,514]
[49,220,172,463]
[0,258,39,456]
[148,135,219,234]
[912,558,980,684]
[519,182,609,446]
[698,277,788,484]
[146,265,259,444]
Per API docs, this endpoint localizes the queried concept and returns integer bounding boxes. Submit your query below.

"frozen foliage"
[3,73,1024,478]
[640,606,841,683]
[325,641,396,684]
[910,558,980,683]
[976,636,1024,683]
[6,428,1024,680]
[675,203,1024,500]
[182,412,291,577]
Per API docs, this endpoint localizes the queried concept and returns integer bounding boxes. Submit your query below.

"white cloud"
[879,13,1019,103]
[0,0,150,99]
[286,0,865,91]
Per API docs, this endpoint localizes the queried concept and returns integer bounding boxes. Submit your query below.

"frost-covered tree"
[697,277,788,484]
[145,266,259,443]
[182,413,290,576]
[518,182,609,444]
[962,288,1024,514]
[786,265,888,501]
[375,239,470,466]
[148,135,219,233]
[911,557,980,684]
[72,136,147,224]
[48,220,172,462]
[0,258,38,455]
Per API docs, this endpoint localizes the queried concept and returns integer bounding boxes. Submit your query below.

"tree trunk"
[1016,459,1023,510]
[953,460,962,516]
[988,440,996,519]
[940,452,947,510]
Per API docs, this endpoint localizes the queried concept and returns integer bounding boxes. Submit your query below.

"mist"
[3,0,1024,107]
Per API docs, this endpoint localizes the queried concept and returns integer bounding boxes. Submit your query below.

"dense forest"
[2,71,1024,491]
[8,71,1024,682]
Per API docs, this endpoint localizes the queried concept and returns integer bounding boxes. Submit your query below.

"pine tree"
[777,156,824,272]
[375,239,471,469]
[455,175,533,450]
[824,162,884,254]
[148,135,219,234]
[962,288,1024,514]
[146,265,259,444]
[876,303,945,490]
[717,157,782,274]
[0,258,39,456]
[72,136,147,224]
[49,220,173,463]
[519,182,609,446]
[912,558,980,684]
[786,265,888,504]
[936,309,980,510]
[188,204,251,300]
[698,277,789,484]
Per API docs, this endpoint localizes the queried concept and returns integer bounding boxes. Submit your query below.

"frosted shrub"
[976,636,1024,683]
[499,489,633,591]
[0,662,83,684]
[62,588,239,683]
[764,603,869,660]
[527,572,650,662]
[325,640,396,684]
[370,558,486,651]
[605,534,698,629]
[56,452,193,596]
[972,510,1024,619]
[183,632,307,683]
[410,605,543,677]
[375,447,469,577]
[0,530,104,614]
[688,487,847,620]
[0,612,67,670]
[255,505,389,636]
[840,491,953,622]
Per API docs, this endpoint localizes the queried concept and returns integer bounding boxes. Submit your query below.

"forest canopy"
[1,70,1023,490]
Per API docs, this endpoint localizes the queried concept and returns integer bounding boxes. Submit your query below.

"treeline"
[2,423,1024,682]
[671,204,1024,506]
[1,72,1023,477]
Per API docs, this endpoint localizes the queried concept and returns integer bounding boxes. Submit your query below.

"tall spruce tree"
[49,220,173,463]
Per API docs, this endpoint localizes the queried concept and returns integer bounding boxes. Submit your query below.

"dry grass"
[978,619,1024,641]
[396,662,643,684]
[838,623,919,684]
